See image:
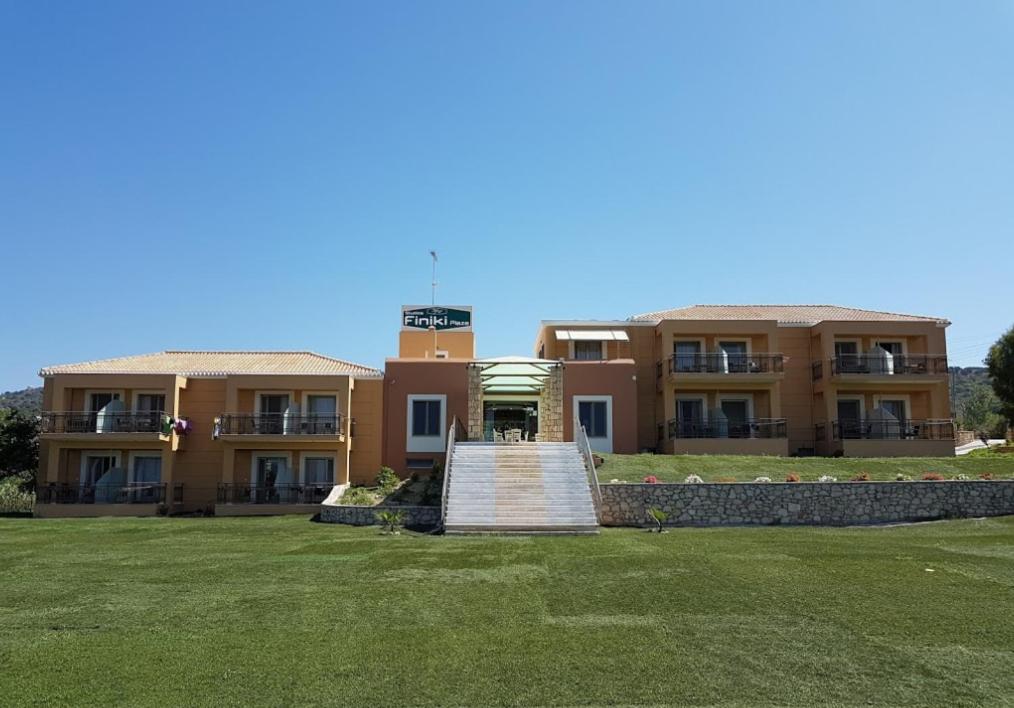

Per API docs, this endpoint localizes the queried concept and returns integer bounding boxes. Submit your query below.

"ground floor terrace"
[2,515,1013,706]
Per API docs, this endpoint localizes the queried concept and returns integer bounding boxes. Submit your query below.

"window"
[132,455,162,484]
[678,398,704,422]
[573,341,604,361]
[307,395,336,415]
[435,350,449,359]
[136,394,165,413]
[82,454,118,486]
[718,341,749,373]
[303,457,334,485]
[575,396,613,452]
[578,401,607,437]
[259,394,289,414]
[674,341,702,372]
[834,341,863,373]
[875,341,904,356]
[412,399,442,437]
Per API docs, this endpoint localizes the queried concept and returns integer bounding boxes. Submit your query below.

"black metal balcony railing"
[666,418,788,439]
[663,353,784,375]
[217,484,333,505]
[40,411,170,434]
[217,414,345,436]
[36,483,181,504]
[830,418,955,441]
[818,354,948,378]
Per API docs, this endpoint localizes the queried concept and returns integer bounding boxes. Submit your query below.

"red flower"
[643,475,658,484]
[785,473,800,483]
[921,473,945,481]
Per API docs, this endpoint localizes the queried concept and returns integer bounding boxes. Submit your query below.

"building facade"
[35,304,954,516]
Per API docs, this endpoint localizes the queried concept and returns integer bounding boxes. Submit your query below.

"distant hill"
[0,387,42,416]
[949,366,992,406]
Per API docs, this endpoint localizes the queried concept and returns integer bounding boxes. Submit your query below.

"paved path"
[955,439,1007,456]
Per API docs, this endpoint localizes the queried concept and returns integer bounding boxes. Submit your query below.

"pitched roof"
[628,305,949,326]
[39,351,383,378]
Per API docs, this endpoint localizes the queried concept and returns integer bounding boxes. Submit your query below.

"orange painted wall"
[562,360,639,454]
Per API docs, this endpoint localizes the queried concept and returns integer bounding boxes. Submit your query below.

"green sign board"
[402,305,473,332]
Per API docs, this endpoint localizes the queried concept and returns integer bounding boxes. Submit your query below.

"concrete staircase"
[444,442,599,534]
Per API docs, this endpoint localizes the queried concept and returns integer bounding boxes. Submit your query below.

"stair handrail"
[440,417,463,528]
[573,415,603,522]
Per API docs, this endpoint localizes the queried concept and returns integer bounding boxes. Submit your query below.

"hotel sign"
[402,305,473,332]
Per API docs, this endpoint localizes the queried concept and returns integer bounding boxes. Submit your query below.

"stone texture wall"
[539,365,564,442]
[467,365,483,440]
[599,481,1014,527]
[320,503,441,528]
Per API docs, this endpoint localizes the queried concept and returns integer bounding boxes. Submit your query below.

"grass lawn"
[598,451,1014,483]
[2,517,1014,706]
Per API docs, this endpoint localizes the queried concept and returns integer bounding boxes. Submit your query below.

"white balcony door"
[81,454,118,486]
[719,341,749,373]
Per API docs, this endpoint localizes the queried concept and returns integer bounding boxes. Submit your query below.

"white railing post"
[439,417,459,528]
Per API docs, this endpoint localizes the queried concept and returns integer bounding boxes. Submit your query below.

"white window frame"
[568,340,606,361]
[835,395,866,421]
[672,338,707,372]
[675,394,709,422]
[84,390,124,411]
[873,394,911,419]
[79,451,121,486]
[127,451,163,485]
[573,395,613,453]
[299,452,338,485]
[717,393,755,420]
[254,391,295,414]
[250,451,293,485]
[406,394,447,453]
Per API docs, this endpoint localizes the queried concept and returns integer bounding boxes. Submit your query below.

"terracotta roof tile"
[628,304,949,325]
[40,351,383,378]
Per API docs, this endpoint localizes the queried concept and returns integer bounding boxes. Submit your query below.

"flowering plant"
[953,474,970,481]
[921,473,945,481]
[785,474,800,483]
[683,474,704,484]
[979,473,994,480]
[850,472,870,482]
[895,473,912,481]
[817,475,837,483]
[753,476,771,483]
[643,475,658,484]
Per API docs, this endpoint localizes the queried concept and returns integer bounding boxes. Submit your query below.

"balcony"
[822,418,954,441]
[40,411,175,439]
[216,414,345,439]
[666,418,788,439]
[217,483,333,505]
[812,354,948,381]
[658,353,784,381]
[36,483,182,505]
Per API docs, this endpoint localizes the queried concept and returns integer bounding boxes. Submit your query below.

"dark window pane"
[412,400,442,437]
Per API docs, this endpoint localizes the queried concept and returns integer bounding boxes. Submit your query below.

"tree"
[0,408,39,485]
[985,324,1014,423]
[957,383,1004,436]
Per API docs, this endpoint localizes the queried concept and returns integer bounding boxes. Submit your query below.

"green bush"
[376,509,406,534]
[0,476,34,514]
[340,487,380,506]
[375,467,400,494]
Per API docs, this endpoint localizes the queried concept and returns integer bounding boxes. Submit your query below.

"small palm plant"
[647,507,668,533]
[376,509,406,535]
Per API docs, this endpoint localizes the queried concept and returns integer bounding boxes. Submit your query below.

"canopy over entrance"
[470,356,561,395]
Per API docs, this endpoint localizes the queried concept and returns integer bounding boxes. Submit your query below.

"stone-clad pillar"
[467,364,483,440]
[539,364,564,442]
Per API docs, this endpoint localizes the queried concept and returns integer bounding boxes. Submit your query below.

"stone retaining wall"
[320,503,441,528]
[599,481,1014,527]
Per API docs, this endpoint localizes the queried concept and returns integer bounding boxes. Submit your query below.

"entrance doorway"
[483,401,538,441]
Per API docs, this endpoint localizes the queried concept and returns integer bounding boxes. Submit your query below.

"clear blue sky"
[2,1,1012,391]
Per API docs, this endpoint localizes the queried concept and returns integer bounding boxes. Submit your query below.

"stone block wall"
[599,481,1014,527]
[320,503,441,528]
[539,365,564,442]
[467,365,483,440]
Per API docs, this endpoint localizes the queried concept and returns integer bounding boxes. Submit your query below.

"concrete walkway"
[955,439,1007,456]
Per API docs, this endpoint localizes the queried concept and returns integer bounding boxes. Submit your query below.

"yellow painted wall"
[398,330,474,359]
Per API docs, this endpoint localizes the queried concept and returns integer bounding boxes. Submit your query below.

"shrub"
[647,507,668,532]
[375,467,400,493]
[340,486,379,506]
[376,509,406,534]
[0,477,34,514]
[921,473,946,481]
[980,472,995,480]
[850,472,870,482]
[953,474,970,481]
[895,473,912,481]
[817,475,837,483]
[714,476,737,483]
[753,476,771,483]
[785,474,800,483]
[683,474,704,484]
[643,475,658,484]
